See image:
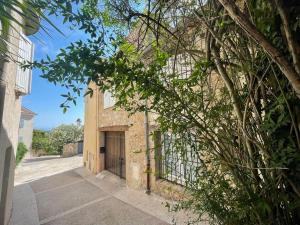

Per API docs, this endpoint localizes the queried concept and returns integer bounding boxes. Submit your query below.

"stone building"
[0,6,39,225]
[82,51,202,198]
[83,83,186,198]
[83,6,212,199]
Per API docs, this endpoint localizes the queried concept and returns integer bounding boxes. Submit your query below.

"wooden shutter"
[16,33,34,94]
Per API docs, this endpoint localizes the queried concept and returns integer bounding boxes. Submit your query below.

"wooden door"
[105,131,126,179]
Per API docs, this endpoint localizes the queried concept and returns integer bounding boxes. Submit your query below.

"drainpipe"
[96,86,99,173]
[0,80,5,129]
[144,99,151,194]
[0,32,8,133]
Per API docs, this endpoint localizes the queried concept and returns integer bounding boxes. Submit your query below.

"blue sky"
[23,16,87,130]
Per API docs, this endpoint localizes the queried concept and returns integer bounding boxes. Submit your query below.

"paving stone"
[15,155,83,185]
[43,197,169,225]
[30,170,83,193]
[36,179,108,221]
[13,156,206,225]
[12,184,39,225]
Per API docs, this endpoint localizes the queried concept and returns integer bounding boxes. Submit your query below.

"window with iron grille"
[162,53,194,80]
[159,133,201,186]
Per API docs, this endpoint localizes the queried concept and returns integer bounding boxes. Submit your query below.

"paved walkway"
[12,155,194,225]
[14,155,83,186]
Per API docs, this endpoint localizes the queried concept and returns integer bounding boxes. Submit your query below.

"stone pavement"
[14,155,83,186]
[12,155,198,225]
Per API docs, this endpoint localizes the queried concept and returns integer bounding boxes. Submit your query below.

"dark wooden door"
[105,131,126,179]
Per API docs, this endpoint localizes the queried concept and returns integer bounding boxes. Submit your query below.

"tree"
[76,118,82,127]
[49,124,83,154]
[32,129,53,155]
[28,0,300,224]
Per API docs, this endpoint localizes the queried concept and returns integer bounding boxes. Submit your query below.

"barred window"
[162,53,194,80]
[160,133,201,186]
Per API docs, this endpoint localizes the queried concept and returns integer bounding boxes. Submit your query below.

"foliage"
[0,0,58,60]
[16,142,28,165]
[27,0,300,224]
[32,125,83,155]
[0,0,99,62]
[49,124,83,154]
[32,129,55,155]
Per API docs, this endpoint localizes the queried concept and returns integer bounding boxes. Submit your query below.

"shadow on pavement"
[12,168,172,225]
[23,156,61,163]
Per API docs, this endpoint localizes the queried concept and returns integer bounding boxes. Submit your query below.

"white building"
[19,107,36,151]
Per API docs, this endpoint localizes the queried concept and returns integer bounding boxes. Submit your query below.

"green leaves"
[32,125,83,155]
[49,124,83,154]
[26,0,300,224]
[16,143,28,165]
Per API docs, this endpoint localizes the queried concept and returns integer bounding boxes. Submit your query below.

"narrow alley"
[12,155,190,225]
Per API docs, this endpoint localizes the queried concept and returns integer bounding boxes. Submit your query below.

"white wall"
[18,115,34,151]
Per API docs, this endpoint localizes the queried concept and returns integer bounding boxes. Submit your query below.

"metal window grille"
[160,133,201,186]
[162,53,194,80]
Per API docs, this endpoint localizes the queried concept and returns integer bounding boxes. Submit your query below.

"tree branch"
[218,0,300,98]
[274,0,300,75]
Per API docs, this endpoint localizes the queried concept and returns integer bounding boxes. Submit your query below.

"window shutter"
[16,33,34,94]
[103,90,115,109]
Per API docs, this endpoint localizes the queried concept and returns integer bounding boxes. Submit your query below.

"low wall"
[62,143,78,157]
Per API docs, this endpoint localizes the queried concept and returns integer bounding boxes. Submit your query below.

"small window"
[19,118,25,128]
[103,90,115,109]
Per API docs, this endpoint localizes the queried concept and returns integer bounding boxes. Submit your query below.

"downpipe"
[0,79,5,129]
[0,55,7,133]
[144,99,151,194]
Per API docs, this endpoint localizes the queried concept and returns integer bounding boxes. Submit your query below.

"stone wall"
[83,84,183,200]
[62,142,80,157]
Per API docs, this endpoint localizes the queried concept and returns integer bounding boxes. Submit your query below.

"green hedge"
[16,142,28,165]
[32,130,58,156]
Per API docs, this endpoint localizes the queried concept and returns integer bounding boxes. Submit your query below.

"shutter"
[103,90,115,109]
[16,33,34,94]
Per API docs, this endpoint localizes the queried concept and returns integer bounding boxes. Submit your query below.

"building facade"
[83,85,192,199]
[18,107,36,151]
[83,9,211,201]
[0,7,39,225]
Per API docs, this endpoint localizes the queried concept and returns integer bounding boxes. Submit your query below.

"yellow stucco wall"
[83,83,99,174]
[86,85,149,189]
